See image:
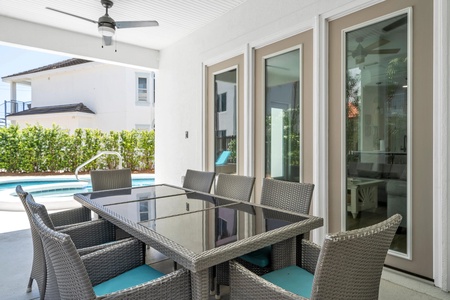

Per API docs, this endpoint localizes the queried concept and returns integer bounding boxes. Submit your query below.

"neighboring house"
[1,58,155,132]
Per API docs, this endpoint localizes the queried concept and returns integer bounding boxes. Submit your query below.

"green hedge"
[0,124,155,174]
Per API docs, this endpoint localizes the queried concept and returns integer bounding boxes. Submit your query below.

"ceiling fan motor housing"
[98,14,115,36]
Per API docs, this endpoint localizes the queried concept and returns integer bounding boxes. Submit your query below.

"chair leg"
[215,283,221,299]
[26,277,33,293]
[209,267,216,295]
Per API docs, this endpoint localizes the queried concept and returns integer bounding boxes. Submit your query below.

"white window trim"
[136,72,152,105]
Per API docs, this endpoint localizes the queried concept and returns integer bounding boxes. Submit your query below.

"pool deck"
[0,211,448,300]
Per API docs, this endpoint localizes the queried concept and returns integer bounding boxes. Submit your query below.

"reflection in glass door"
[344,14,409,254]
[214,69,237,174]
[265,49,301,182]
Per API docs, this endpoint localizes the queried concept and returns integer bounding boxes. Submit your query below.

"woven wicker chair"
[230,214,402,300]
[17,186,121,299]
[240,179,314,270]
[215,173,255,202]
[90,168,132,191]
[213,173,255,297]
[182,169,215,193]
[213,178,314,298]
[29,209,192,300]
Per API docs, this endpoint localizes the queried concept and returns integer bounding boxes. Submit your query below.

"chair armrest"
[229,260,304,300]
[82,238,145,286]
[59,219,116,249]
[300,240,321,274]
[103,268,191,299]
[50,206,91,227]
[77,237,135,256]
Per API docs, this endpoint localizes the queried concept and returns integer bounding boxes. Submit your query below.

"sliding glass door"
[344,14,409,254]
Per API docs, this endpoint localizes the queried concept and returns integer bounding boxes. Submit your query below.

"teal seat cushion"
[240,245,271,267]
[93,264,164,296]
[262,265,314,299]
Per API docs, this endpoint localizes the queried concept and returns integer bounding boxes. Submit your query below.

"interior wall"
[155,0,371,185]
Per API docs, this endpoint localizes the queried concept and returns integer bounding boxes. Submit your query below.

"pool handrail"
[74,151,123,181]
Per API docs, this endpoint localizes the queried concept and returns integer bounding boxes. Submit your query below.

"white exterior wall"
[156,0,360,185]
[12,63,154,132]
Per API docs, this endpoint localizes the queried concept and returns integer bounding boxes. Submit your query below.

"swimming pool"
[0,174,154,211]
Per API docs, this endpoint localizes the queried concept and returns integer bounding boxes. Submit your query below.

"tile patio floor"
[0,211,448,300]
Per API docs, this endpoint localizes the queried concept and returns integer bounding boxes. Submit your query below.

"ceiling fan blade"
[46,7,98,24]
[103,36,113,46]
[364,38,390,51]
[367,49,401,54]
[116,20,159,29]
[383,16,407,32]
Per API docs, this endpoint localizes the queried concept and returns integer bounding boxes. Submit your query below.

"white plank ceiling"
[0,0,248,49]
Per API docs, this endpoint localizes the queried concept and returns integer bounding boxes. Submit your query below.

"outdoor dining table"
[74,184,323,300]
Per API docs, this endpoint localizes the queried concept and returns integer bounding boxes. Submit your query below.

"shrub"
[0,124,155,174]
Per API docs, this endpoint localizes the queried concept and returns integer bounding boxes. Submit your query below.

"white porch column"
[9,82,17,113]
[433,0,449,292]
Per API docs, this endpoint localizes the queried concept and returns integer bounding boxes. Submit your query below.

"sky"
[0,44,69,103]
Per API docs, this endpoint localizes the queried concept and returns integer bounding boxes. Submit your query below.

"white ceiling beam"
[0,15,159,70]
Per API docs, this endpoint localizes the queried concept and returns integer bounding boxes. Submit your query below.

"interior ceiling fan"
[46,0,159,46]
[350,37,400,64]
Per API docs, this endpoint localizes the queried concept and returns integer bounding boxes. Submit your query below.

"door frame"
[324,0,434,281]
[204,55,245,176]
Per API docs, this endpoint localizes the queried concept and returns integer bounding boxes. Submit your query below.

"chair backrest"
[215,173,255,202]
[25,192,56,230]
[16,185,48,298]
[311,214,402,300]
[260,178,314,214]
[90,168,132,192]
[183,169,215,193]
[30,210,96,300]
[25,193,63,299]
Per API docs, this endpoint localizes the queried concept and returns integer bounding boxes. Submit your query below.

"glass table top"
[78,184,189,206]
[75,185,315,256]
[137,203,308,254]
[104,192,238,221]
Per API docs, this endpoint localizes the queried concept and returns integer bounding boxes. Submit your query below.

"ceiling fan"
[46,0,159,46]
[350,37,400,64]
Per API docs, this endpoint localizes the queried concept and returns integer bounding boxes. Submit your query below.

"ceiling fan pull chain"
[115,32,118,52]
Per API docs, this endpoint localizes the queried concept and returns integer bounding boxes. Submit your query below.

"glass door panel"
[214,70,237,174]
[265,49,301,182]
[344,14,408,254]
[206,55,244,176]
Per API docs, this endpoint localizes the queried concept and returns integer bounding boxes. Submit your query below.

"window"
[136,73,152,104]
[135,124,151,131]
[217,92,227,112]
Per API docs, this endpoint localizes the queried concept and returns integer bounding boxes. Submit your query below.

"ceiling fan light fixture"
[98,24,115,37]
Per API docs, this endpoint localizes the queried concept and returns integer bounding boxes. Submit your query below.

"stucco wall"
[155,0,367,185]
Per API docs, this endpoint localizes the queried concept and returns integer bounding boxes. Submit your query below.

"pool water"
[0,178,154,194]
[0,175,155,211]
